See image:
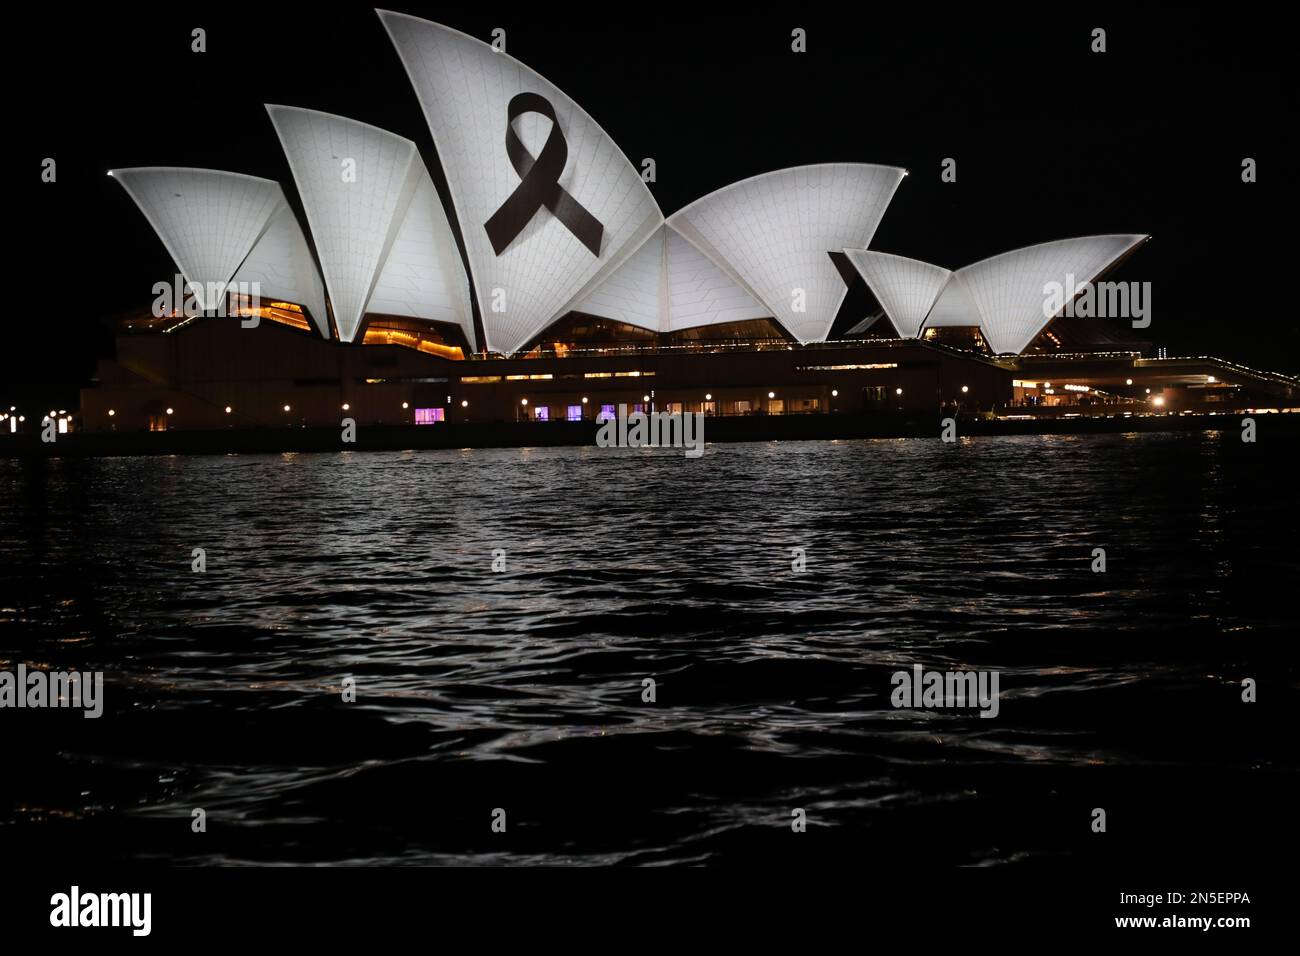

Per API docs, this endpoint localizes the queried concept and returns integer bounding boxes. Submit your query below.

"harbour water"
[3,433,1296,865]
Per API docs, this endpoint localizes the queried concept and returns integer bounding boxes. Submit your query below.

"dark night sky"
[10,5,1292,410]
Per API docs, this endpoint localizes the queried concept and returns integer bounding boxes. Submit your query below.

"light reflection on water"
[3,432,1296,865]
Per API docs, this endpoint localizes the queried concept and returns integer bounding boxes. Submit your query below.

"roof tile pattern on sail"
[955,235,1148,354]
[922,273,982,330]
[378,12,662,355]
[570,225,769,333]
[666,164,906,344]
[267,105,474,346]
[232,202,330,338]
[111,167,286,312]
[843,249,951,338]
[664,227,771,333]
[363,169,476,350]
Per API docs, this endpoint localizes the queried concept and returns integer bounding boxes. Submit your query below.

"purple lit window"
[599,404,616,421]
[567,405,583,421]
[414,407,445,424]
[534,406,549,421]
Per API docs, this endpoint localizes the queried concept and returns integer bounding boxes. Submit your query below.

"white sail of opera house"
[845,235,1150,354]
[266,104,477,350]
[666,163,907,345]
[569,224,771,334]
[378,11,663,356]
[109,167,329,336]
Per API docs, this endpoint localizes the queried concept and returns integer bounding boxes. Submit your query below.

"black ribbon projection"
[484,92,604,258]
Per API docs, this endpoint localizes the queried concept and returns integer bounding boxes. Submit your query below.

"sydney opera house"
[71,12,1295,436]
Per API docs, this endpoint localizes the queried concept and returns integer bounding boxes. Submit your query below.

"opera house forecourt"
[44,13,1294,447]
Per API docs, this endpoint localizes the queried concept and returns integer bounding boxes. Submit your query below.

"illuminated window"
[414,407,445,425]
[632,403,644,414]
[796,363,898,371]
[534,406,550,421]
[567,405,583,421]
[599,404,616,421]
